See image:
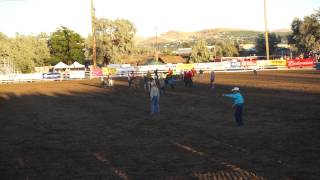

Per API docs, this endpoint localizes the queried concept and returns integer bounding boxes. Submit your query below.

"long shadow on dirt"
[0,78,319,180]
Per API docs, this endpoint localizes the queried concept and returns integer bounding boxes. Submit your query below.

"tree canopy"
[0,33,50,73]
[190,39,211,63]
[48,26,85,65]
[212,40,239,58]
[255,32,281,56]
[89,18,136,65]
[288,8,320,55]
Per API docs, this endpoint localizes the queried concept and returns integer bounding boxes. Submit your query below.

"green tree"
[90,18,136,65]
[212,40,239,57]
[48,26,85,65]
[181,41,191,48]
[0,33,50,73]
[0,33,10,58]
[255,33,281,56]
[190,39,211,63]
[288,9,320,54]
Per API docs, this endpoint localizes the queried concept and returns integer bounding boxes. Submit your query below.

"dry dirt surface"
[0,70,319,180]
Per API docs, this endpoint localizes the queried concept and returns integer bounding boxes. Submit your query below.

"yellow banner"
[269,59,287,66]
[102,67,117,75]
[176,63,195,71]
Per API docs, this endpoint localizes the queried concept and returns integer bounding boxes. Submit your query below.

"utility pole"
[264,0,270,60]
[155,26,159,63]
[91,0,97,68]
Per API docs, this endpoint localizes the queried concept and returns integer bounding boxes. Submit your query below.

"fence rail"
[1,59,316,85]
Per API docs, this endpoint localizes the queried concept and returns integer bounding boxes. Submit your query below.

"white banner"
[194,63,215,70]
[69,71,85,79]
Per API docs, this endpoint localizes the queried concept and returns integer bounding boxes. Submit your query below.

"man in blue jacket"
[223,87,244,126]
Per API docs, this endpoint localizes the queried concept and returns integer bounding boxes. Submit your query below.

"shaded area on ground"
[0,70,320,179]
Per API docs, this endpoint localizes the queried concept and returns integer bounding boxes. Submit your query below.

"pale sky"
[0,0,319,37]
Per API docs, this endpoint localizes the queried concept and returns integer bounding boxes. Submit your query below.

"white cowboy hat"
[232,87,240,91]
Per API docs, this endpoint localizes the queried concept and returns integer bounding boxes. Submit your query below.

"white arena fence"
[0,59,316,84]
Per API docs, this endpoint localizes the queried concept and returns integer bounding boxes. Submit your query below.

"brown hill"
[136,28,290,46]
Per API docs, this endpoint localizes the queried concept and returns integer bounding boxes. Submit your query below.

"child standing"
[222,87,244,126]
[150,80,160,115]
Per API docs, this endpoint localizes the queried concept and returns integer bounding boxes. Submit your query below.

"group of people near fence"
[125,68,244,126]
[128,69,176,92]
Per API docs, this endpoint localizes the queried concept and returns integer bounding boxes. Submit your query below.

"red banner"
[241,59,257,66]
[92,68,103,76]
[287,58,315,68]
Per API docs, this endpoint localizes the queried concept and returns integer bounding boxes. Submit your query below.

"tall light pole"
[91,0,97,68]
[155,26,159,63]
[264,0,270,60]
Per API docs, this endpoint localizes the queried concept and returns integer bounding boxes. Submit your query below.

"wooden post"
[91,0,97,68]
[264,0,270,60]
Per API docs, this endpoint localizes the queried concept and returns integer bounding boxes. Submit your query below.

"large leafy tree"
[288,9,320,54]
[0,33,50,73]
[190,39,211,63]
[48,26,85,65]
[212,40,239,57]
[0,33,10,58]
[89,18,136,65]
[255,32,281,56]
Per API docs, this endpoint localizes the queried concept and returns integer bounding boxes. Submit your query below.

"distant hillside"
[136,28,291,47]
[161,30,193,41]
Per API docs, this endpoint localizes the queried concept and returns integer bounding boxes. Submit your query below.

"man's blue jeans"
[151,96,159,114]
[234,104,243,126]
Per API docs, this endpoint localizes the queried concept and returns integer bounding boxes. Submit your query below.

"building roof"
[174,48,192,55]
[159,55,186,64]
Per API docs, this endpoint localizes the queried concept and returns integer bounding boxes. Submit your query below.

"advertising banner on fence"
[222,59,242,70]
[230,61,241,68]
[213,62,224,70]
[69,71,85,79]
[116,66,135,76]
[91,68,103,77]
[102,67,117,75]
[176,63,195,71]
[269,59,287,66]
[194,63,215,71]
[257,60,276,69]
[241,59,257,68]
[287,58,315,68]
[43,72,60,79]
[16,73,43,80]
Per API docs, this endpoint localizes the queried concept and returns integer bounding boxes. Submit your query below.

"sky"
[0,0,319,37]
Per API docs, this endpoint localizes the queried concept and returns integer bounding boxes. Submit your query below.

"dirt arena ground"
[0,70,319,180]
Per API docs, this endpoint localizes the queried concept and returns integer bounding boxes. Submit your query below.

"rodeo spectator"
[154,69,159,80]
[128,71,135,88]
[150,80,160,115]
[210,70,215,89]
[159,74,166,95]
[199,69,204,80]
[185,70,193,87]
[168,68,173,76]
[147,71,152,80]
[165,73,175,89]
[191,68,197,77]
